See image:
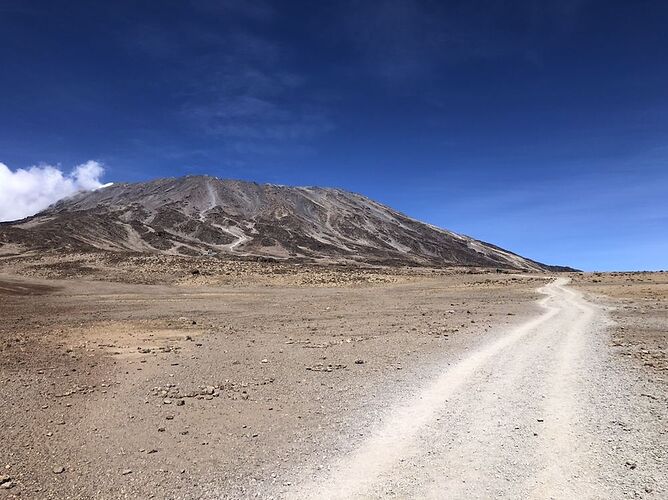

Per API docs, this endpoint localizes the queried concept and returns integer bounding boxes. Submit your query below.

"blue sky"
[0,0,666,270]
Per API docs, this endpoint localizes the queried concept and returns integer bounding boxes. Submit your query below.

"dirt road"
[290,278,666,499]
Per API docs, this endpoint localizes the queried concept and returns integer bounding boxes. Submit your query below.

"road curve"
[289,278,649,499]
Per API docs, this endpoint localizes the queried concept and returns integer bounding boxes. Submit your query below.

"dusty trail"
[290,278,658,499]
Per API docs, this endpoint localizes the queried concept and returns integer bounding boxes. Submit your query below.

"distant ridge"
[0,175,575,271]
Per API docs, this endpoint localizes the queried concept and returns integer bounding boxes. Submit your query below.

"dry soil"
[0,258,665,499]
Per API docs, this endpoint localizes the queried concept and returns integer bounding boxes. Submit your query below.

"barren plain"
[0,255,665,499]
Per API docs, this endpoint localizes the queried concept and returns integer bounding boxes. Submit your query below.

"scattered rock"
[306,363,346,372]
[52,466,65,474]
[121,469,133,475]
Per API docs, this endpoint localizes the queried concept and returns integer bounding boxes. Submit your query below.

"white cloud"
[0,160,110,222]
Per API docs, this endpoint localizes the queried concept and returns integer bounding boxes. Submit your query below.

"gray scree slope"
[0,175,568,271]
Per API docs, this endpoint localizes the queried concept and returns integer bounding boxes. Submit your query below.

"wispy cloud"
[120,9,334,157]
[336,0,588,83]
[188,92,333,141]
[184,54,333,154]
[190,0,275,22]
[0,161,109,222]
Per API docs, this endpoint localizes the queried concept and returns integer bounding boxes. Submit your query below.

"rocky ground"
[0,256,665,499]
[0,251,482,286]
[0,255,542,499]
[571,271,667,378]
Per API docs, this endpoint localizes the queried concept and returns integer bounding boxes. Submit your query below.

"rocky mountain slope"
[0,175,570,271]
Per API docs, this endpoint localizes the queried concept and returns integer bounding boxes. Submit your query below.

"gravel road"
[292,278,666,499]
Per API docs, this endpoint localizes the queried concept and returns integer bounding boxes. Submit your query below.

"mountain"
[0,175,571,271]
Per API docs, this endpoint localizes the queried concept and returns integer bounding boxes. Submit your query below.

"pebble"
[52,466,65,474]
[122,469,133,475]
